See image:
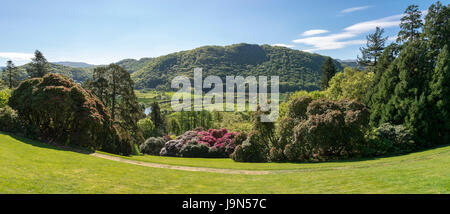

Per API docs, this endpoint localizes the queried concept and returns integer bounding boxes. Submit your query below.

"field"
[1,132,449,194]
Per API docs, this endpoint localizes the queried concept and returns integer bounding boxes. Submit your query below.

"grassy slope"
[1,132,449,193]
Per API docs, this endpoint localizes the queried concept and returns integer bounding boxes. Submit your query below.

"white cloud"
[301,29,329,36]
[293,13,403,52]
[344,14,402,33]
[0,52,34,61]
[272,44,295,48]
[340,6,372,14]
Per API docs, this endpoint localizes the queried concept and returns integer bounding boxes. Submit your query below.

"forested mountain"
[337,59,359,68]
[2,43,342,91]
[9,63,93,83]
[129,43,343,92]
[52,61,95,68]
[116,58,154,74]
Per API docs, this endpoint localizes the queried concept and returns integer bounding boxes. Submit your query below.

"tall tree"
[150,101,165,135]
[397,5,423,43]
[320,57,337,90]
[428,45,450,142]
[87,64,145,146]
[2,60,19,89]
[423,2,450,60]
[27,50,50,78]
[364,43,400,107]
[357,27,388,67]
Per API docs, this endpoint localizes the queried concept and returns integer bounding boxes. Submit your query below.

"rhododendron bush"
[159,128,240,158]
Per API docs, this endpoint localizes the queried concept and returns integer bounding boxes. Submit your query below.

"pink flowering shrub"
[159,128,241,158]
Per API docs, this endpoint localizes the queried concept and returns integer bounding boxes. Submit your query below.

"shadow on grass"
[0,131,94,155]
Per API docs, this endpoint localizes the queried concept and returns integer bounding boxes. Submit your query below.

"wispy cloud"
[301,29,329,36]
[0,52,34,61]
[340,5,373,14]
[344,14,402,33]
[272,44,295,48]
[293,13,402,52]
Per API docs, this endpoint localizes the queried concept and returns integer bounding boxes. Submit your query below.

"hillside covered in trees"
[2,44,343,92]
[128,43,343,92]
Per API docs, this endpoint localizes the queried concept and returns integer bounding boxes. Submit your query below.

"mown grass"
[1,132,449,193]
[100,147,450,171]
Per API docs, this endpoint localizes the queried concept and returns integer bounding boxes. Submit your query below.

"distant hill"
[14,63,93,83]
[52,61,95,68]
[338,59,360,68]
[6,43,343,92]
[130,43,343,92]
[115,57,154,74]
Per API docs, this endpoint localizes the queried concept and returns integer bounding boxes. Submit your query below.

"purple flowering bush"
[158,128,240,158]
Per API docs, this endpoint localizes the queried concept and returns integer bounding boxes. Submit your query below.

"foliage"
[8,73,131,155]
[357,27,388,67]
[365,1,449,147]
[287,96,313,119]
[320,57,338,90]
[325,67,375,102]
[130,43,343,92]
[287,98,370,161]
[367,123,415,155]
[27,50,51,78]
[0,106,21,133]
[397,5,423,43]
[139,137,167,155]
[179,140,210,158]
[150,101,165,135]
[85,64,145,146]
[231,131,268,162]
[428,45,450,143]
[137,117,158,139]
[279,90,325,118]
[1,60,19,89]
[0,89,11,108]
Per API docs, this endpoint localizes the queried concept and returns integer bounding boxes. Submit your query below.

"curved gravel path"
[90,153,272,175]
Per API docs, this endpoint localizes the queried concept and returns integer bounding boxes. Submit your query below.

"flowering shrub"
[158,128,240,158]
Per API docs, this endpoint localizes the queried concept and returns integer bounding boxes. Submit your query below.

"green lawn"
[1,132,449,193]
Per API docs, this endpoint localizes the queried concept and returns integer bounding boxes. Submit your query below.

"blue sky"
[0,0,447,65]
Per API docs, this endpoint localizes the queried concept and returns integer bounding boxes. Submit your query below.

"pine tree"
[2,60,19,89]
[397,5,423,43]
[357,27,388,67]
[388,41,430,143]
[320,57,337,90]
[428,45,450,142]
[150,101,165,134]
[87,64,145,146]
[423,2,449,61]
[365,43,400,109]
[27,50,50,78]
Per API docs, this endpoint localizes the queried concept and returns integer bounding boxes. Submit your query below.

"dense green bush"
[287,98,370,161]
[367,123,415,155]
[277,117,297,150]
[0,89,11,108]
[0,106,21,133]
[179,140,210,157]
[283,143,303,162]
[8,74,131,155]
[139,137,167,155]
[269,147,285,162]
[137,117,158,139]
[287,96,313,119]
[231,132,268,162]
